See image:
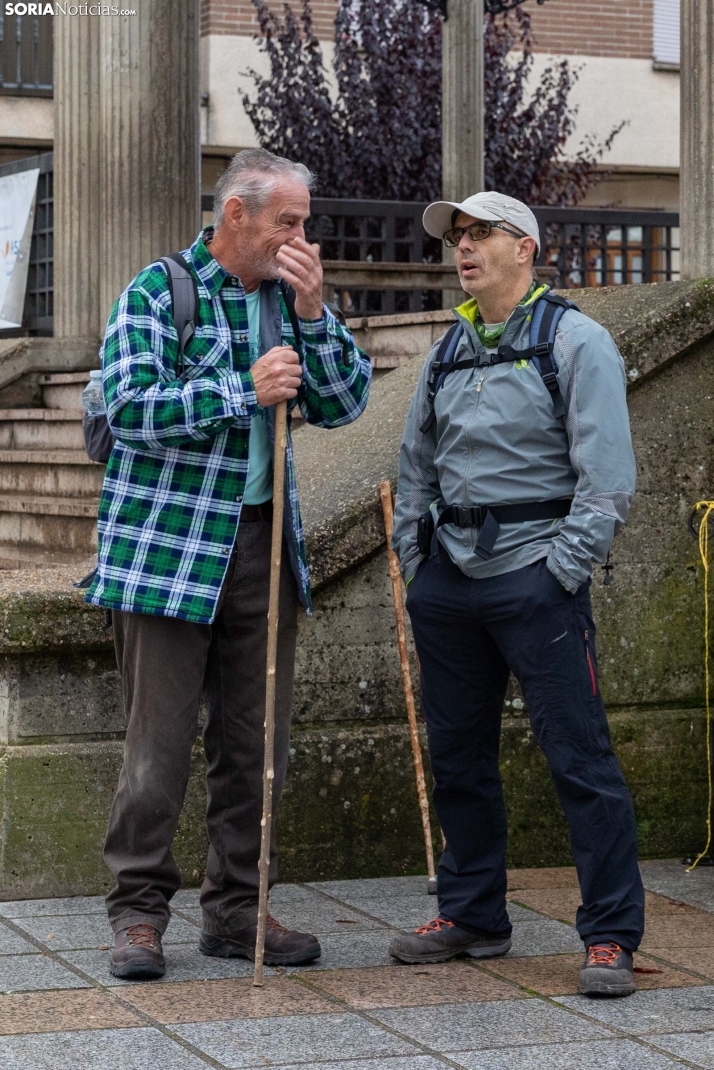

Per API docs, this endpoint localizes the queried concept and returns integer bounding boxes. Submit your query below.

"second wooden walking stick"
[254,399,288,987]
[380,481,438,895]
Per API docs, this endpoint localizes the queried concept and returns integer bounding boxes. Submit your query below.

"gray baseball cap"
[423,191,540,254]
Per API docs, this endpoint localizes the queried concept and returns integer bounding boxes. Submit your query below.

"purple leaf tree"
[242,0,623,205]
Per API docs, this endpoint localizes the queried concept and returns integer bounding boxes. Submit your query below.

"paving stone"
[121,976,339,1024]
[508,889,696,926]
[371,998,611,1051]
[13,913,199,951]
[453,1039,688,1070]
[259,1061,446,1070]
[507,867,579,891]
[557,985,714,1034]
[507,905,583,957]
[0,989,143,1035]
[58,945,274,986]
[0,897,105,919]
[309,962,522,1008]
[0,1026,210,1069]
[640,913,714,948]
[339,895,436,931]
[489,953,704,996]
[640,859,714,914]
[653,1030,714,1067]
[0,928,40,956]
[175,1011,420,1066]
[310,876,431,899]
[646,946,714,979]
[0,955,88,994]
[170,889,202,910]
[286,931,395,972]
[179,899,386,936]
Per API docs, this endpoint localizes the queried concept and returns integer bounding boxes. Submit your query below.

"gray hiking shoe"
[580,941,635,997]
[389,916,511,964]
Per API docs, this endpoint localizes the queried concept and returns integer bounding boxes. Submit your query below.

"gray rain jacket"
[392,289,636,593]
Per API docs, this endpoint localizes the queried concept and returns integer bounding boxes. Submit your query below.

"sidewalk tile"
[337,895,436,931]
[175,1011,420,1065]
[0,989,142,1035]
[0,898,105,919]
[285,931,394,972]
[640,859,714,914]
[0,955,88,994]
[308,963,522,1008]
[454,1039,688,1069]
[0,1026,209,1069]
[310,877,430,899]
[508,888,698,925]
[507,906,583,957]
[556,985,714,1034]
[489,953,703,996]
[13,913,198,951]
[646,946,714,978]
[641,914,714,948]
[652,1031,714,1067]
[0,929,40,957]
[58,945,271,986]
[179,899,387,936]
[507,868,579,891]
[371,999,611,1051]
[255,1060,446,1070]
[121,976,338,1023]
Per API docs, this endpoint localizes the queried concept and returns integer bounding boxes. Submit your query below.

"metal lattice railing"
[0,13,53,96]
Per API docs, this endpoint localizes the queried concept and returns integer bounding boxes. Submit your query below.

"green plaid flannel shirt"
[85,228,371,623]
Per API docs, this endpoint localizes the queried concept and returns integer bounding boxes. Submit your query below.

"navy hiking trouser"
[405,551,645,953]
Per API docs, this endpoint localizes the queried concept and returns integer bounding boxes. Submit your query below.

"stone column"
[680,0,714,280]
[99,0,201,326]
[441,0,484,202]
[53,15,102,341]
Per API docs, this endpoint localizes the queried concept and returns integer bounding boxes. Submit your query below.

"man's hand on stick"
[276,236,324,320]
[251,346,303,408]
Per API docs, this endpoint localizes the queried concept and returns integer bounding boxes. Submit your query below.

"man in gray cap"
[390,192,643,997]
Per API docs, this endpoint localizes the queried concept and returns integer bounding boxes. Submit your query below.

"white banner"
[0,167,40,330]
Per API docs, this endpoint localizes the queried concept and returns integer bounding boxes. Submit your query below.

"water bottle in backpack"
[82,369,106,415]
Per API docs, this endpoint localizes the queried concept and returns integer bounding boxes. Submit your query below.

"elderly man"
[391,191,643,998]
[87,148,371,979]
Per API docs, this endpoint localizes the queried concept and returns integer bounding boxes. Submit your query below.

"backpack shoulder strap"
[528,292,580,424]
[278,281,302,349]
[419,322,464,435]
[160,253,199,361]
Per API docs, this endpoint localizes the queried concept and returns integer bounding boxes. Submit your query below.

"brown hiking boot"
[199,914,321,966]
[110,923,165,980]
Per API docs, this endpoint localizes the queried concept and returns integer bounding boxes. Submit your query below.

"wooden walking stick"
[380,481,438,895]
[254,400,288,987]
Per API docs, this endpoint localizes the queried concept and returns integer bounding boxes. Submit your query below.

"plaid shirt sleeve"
[102,268,258,450]
[295,307,371,428]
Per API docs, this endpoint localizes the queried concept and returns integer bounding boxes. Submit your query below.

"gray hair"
[213,148,316,228]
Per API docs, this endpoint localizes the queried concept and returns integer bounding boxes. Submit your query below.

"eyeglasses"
[443,220,526,248]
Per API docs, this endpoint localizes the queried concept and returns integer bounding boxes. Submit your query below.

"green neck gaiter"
[473,280,540,349]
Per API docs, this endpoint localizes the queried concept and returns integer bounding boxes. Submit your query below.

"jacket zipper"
[476,371,486,393]
[584,629,597,696]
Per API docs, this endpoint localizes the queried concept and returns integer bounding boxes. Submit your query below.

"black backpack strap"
[160,253,199,366]
[419,322,464,434]
[279,281,302,349]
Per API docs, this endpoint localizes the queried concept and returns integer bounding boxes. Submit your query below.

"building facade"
[0,0,681,208]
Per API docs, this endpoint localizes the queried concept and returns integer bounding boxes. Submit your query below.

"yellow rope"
[687,500,714,873]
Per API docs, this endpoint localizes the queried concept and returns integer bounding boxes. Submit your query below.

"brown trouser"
[103,518,299,936]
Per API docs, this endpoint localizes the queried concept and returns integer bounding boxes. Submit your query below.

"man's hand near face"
[276,237,324,320]
[250,346,303,408]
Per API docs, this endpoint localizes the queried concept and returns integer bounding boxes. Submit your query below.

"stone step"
[39,371,91,411]
[0,542,95,570]
[0,409,85,451]
[0,495,98,553]
[0,450,104,498]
